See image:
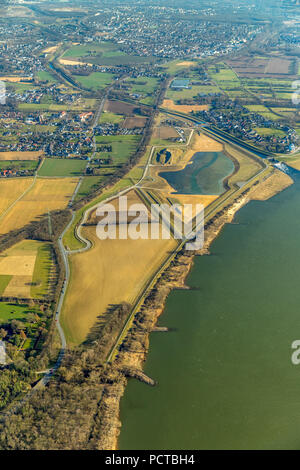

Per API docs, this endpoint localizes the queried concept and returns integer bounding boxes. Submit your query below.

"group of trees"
[0,303,131,449]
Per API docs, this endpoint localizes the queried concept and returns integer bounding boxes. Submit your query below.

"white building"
[0,340,6,365]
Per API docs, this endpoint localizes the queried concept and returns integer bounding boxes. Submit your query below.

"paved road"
[43,90,112,378]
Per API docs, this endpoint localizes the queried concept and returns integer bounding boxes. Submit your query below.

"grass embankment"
[63,177,133,250]
[225,144,264,185]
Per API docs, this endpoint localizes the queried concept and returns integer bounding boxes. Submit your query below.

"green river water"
[119,176,300,450]
[159,151,234,195]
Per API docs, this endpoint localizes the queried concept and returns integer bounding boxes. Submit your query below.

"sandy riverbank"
[96,168,294,450]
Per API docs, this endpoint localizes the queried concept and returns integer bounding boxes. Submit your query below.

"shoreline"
[95,169,293,450]
[97,195,249,450]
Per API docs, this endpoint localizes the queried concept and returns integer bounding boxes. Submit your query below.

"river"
[119,174,300,450]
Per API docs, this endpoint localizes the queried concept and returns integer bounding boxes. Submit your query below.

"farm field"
[122,117,147,129]
[0,77,33,83]
[0,240,52,299]
[0,177,78,235]
[0,151,42,161]
[162,99,208,114]
[61,205,178,345]
[38,158,87,177]
[104,99,137,116]
[151,125,179,144]
[226,56,294,78]
[0,178,34,219]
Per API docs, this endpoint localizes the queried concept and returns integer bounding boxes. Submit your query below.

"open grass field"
[254,127,286,137]
[161,60,198,74]
[95,135,141,165]
[271,107,298,117]
[63,42,152,67]
[0,160,38,171]
[74,175,106,201]
[208,63,240,84]
[89,54,154,66]
[166,85,213,101]
[18,103,70,112]
[0,302,40,325]
[0,178,78,235]
[125,77,159,103]
[0,178,34,219]
[76,72,116,90]
[0,151,42,161]
[99,111,124,124]
[162,99,208,114]
[36,71,57,84]
[126,77,159,95]
[280,156,300,171]
[244,105,283,121]
[38,158,87,177]
[61,215,177,345]
[63,42,118,59]
[0,240,52,299]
